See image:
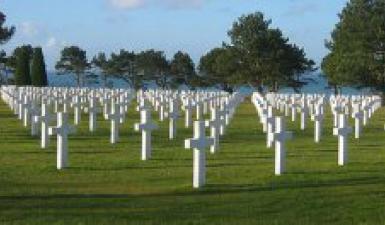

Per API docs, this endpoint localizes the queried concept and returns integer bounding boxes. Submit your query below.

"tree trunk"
[334,85,338,95]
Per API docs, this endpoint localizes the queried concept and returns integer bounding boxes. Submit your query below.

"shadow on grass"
[0,176,383,203]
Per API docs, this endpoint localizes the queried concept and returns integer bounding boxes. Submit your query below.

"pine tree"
[322,0,385,97]
[31,47,48,86]
[14,47,31,86]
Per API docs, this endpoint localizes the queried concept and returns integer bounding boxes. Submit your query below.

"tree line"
[1,1,385,96]
[55,47,197,89]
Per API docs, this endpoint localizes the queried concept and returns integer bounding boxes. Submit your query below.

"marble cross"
[183,98,194,128]
[29,101,41,136]
[196,101,203,120]
[71,95,82,125]
[299,99,308,130]
[49,112,76,170]
[134,108,158,160]
[185,121,214,188]
[106,98,124,144]
[269,117,293,175]
[205,107,221,154]
[265,105,275,148]
[168,98,179,140]
[352,103,363,139]
[333,113,352,166]
[311,103,324,143]
[21,95,31,127]
[86,94,101,132]
[34,102,54,149]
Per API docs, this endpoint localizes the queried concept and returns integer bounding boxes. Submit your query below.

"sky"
[1,0,348,70]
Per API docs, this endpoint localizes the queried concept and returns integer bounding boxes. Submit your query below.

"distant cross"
[352,103,363,139]
[168,98,179,139]
[205,107,221,154]
[218,103,228,136]
[29,101,40,136]
[71,95,83,125]
[106,98,124,144]
[86,94,101,132]
[311,103,324,143]
[265,105,275,148]
[299,98,308,130]
[34,102,54,149]
[183,98,194,128]
[21,95,31,127]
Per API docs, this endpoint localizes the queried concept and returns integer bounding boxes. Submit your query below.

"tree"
[31,47,48,86]
[136,49,170,88]
[225,12,315,92]
[92,52,110,87]
[14,45,33,85]
[0,50,7,84]
[0,11,15,84]
[321,0,385,97]
[199,46,241,92]
[107,49,143,89]
[56,46,90,87]
[0,11,15,45]
[170,51,196,87]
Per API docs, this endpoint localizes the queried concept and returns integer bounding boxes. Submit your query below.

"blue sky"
[2,0,347,70]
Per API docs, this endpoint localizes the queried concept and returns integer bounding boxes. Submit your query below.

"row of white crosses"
[252,92,293,175]
[253,92,382,168]
[0,86,137,170]
[2,85,278,188]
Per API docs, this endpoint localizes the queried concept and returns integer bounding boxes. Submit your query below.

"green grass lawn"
[1,98,385,225]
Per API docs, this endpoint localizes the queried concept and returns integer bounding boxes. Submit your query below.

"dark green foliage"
[107,49,142,89]
[0,50,7,84]
[0,11,14,85]
[0,11,15,45]
[170,51,196,87]
[322,0,385,95]
[199,46,241,92]
[30,47,48,86]
[199,12,315,92]
[136,49,170,89]
[56,46,90,87]
[14,45,33,86]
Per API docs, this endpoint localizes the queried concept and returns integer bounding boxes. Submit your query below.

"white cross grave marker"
[185,121,214,188]
[134,107,158,160]
[205,107,221,154]
[269,117,293,175]
[49,112,76,170]
[333,113,352,166]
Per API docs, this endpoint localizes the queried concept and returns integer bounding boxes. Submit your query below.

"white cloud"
[110,0,145,9]
[108,0,203,10]
[19,21,39,37]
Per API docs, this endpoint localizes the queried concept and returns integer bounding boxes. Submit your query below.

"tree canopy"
[14,45,33,86]
[170,51,196,87]
[31,47,48,86]
[56,46,90,87]
[199,12,315,92]
[136,49,170,88]
[321,0,385,95]
[0,11,15,45]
